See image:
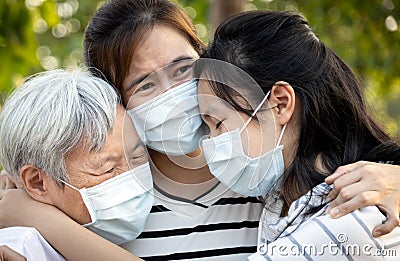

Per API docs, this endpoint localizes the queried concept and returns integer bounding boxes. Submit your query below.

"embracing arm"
[0,189,142,261]
[325,161,400,237]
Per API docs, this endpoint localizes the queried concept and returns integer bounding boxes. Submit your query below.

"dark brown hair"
[84,0,205,91]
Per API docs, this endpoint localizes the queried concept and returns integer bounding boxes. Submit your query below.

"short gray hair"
[0,69,120,181]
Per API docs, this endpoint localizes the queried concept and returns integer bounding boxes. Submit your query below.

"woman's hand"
[0,245,26,261]
[325,161,400,237]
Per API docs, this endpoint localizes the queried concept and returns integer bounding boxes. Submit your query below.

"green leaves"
[0,0,38,94]
[1,0,398,136]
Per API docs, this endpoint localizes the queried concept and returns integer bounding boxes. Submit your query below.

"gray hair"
[0,69,120,182]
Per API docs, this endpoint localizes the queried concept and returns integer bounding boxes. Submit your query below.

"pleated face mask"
[128,80,208,156]
[202,91,286,197]
[60,162,154,245]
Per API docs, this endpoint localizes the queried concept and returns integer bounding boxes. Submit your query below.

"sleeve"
[0,227,66,261]
[248,206,400,260]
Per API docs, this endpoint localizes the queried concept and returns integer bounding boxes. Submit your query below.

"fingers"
[325,188,339,203]
[0,245,27,261]
[325,161,400,237]
[372,209,400,237]
[325,161,369,184]
[325,169,363,202]
[325,161,386,208]
[326,191,381,218]
[326,183,368,210]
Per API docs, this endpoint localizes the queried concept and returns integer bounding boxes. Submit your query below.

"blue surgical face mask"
[201,91,286,196]
[128,80,208,156]
[60,162,154,245]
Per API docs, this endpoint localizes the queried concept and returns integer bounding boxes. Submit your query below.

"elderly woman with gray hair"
[0,69,153,260]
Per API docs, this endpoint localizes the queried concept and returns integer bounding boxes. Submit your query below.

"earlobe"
[20,165,53,204]
[269,81,295,125]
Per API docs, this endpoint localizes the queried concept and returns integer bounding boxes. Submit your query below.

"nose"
[156,71,176,94]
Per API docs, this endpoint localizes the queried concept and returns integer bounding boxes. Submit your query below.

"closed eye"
[105,167,115,174]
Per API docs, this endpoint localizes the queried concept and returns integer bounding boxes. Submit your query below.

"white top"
[0,226,65,261]
[248,183,400,260]
[121,181,264,260]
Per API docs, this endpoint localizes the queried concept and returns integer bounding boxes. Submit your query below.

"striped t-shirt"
[248,182,400,260]
[121,182,264,260]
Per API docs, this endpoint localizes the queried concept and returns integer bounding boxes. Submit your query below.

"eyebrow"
[91,154,121,170]
[125,55,196,92]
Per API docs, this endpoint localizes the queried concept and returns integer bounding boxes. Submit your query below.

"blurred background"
[0,0,399,138]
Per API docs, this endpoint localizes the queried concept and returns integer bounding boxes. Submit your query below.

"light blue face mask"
[128,80,209,156]
[201,91,286,197]
[60,162,154,245]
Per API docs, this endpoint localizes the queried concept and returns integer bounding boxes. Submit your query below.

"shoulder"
[0,226,41,243]
[255,183,400,259]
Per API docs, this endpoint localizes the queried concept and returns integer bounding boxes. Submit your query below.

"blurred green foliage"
[0,0,399,137]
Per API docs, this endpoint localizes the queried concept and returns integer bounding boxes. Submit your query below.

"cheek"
[249,132,264,157]
[241,125,264,158]
[55,188,92,225]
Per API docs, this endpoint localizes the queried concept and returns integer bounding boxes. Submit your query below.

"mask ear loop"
[240,90,287,192]
[239,90,273,192]
[58,178,97,225]
[276,124,287,147]
[240,91,271,133]
[58,179,79,191]
[247,123,287,192]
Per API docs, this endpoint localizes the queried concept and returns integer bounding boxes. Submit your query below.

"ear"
[269,81,295,125]
[20,165,54,205]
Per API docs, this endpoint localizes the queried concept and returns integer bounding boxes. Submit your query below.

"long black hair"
[195,10,399,212]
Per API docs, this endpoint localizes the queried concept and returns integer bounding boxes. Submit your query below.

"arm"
[325,161,400,237]
[249,205,400,260]
[0,189,142,261]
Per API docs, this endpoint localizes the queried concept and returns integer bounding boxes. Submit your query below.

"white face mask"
[60,162,154,245]
[201,91,286,196]
[128,80,208,156]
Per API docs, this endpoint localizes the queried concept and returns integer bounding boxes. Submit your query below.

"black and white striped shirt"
[121,182,263,260]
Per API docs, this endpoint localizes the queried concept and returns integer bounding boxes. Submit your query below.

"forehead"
[197,79,214,96]
[198,80,236,115]
[123,24,198,88]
